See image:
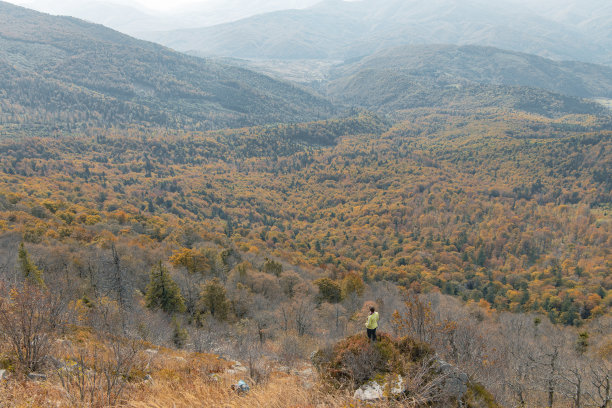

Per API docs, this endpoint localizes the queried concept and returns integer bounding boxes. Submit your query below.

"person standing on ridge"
[366,306,379,341]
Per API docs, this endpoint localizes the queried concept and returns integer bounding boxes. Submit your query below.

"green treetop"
[199,278,229,320]
[18,242,45,287]
[145,262,186,314]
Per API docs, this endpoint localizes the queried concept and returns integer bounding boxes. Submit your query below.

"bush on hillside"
[312,332,500,408]
[312,332,433,387]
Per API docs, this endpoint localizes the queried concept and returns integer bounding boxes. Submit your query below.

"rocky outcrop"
[354,381,383,401]
[353,375,405,401]
[226,361,249,375]
[437,359,469,400]
[352,359,469,403]
[314,333,480,407]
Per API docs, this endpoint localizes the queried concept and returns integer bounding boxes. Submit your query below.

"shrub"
[341,272,365,298]
[314,278,342,304]
[262,258,283,276]
[464,382,501,408]
[172,317,188,348]
[313,332,433,387]
[277,333,309,367]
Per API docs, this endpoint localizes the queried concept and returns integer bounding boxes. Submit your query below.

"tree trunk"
[575,376,581,408]
[548,383,554,408]
[604,373,610,408]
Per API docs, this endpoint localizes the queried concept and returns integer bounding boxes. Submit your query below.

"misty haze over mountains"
[0,1,334,131]
[9,0,612,67]
[142,0,612,66]
[13,0,322,34]
[3,0,611,124]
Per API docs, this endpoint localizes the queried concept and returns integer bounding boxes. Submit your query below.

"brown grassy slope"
[0,327,406,408]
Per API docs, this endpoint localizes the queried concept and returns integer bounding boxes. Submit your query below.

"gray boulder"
[0,369,8,381]
[437,360,469,399]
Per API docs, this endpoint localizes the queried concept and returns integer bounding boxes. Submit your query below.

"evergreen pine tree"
[18,242,45,287]
[145,262,186,314]
[172,317,188,348]
[199,278,229,320]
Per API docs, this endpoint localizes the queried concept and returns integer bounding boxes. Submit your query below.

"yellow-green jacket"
[366,312,379,329]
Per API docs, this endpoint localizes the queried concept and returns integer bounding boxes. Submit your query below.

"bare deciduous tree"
[0,283,65,373]
[54,337,142,407]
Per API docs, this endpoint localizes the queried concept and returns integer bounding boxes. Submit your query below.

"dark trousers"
[367,328,377,341]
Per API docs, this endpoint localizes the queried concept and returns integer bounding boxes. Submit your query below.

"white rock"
[390,375,404,395]
[55,339,72,348]
[232,365,248,373]
[298,368,314,378]
[0,369,8,381]
[354,382,383,401]
[27,373,47,382]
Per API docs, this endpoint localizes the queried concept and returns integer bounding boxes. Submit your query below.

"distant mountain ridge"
[0,1,334,133]
[141,0,612,66]
[329,45,612,99]
[14,0,321,35]
[1,1,610,136]
[226,44,612,117]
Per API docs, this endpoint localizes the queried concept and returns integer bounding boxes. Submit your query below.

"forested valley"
[0,1,611,407]
[1,107,610,407]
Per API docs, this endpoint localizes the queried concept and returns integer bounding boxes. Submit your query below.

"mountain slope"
[0,1,335,133]
[332,45,612,99]
[16,0,322,35]
[324,45,612,116]
[147,9,362,60]
[141,0,612,66]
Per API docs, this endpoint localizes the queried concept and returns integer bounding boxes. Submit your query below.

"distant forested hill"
[325,45,612,116]
[0,1,334,134]
[331,45,612,99]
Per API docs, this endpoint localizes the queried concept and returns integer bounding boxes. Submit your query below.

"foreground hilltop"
[0,321,498,407]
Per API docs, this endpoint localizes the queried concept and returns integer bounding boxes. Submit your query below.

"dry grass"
[126,374,400,408]
[0,328,411,408]
[0,372,420,408]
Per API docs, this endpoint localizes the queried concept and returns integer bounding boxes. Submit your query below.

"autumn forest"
[0,1,611,407]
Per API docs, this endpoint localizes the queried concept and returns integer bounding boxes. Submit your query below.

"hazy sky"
[8,0,327,33]
[14,0,208,12]
[131,0,203,12]
[13,0,323,13]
